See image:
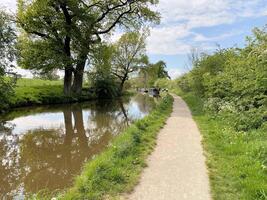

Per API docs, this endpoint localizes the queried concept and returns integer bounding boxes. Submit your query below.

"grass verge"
[41,94,173,200]
[173,90,267,200]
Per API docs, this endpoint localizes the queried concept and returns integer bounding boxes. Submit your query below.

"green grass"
[16,78,63,87]
[173,90,267,200]
[40,94,172,200]
[7,78,94,109]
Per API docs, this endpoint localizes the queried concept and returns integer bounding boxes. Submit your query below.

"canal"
[0,94,156,199]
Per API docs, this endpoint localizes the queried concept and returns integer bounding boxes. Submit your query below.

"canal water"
[0,94,156,199]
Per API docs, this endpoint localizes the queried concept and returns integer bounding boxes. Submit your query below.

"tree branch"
[94,1,137,35]
[97,10,137,34]
[60,3,72,57]
[95,1,129,24]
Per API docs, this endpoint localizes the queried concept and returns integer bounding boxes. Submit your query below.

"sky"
[1,0,267,79]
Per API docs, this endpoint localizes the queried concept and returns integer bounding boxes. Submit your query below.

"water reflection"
[0,94,156,199]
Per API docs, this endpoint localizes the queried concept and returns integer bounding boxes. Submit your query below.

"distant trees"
[17,0,160,96]
[139,60,170,88]
[0,9,17,111]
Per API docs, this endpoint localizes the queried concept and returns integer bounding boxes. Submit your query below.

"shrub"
[91,76,120,99]
[232,109,266,131]
[173,27,267,131]
[0,77,14,112]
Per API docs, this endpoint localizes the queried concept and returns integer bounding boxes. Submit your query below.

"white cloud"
[168,68,185,80]
[0,0,16,12]
[146,25,192,55]
[193,30,243,42]
[13,67,33,78]
[146,0,267,55]
[158,0,267,27]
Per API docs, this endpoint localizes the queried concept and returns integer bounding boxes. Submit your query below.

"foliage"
[90,76,120,99]
[174,27,267,131]
[0,77,15,112]
[88,43,120,98]
[0,9,17,71]
[60,94,173,200]
[0,9,17,112]
[154,78,170,89]
[150,61,170,79]
[139,60,170,88]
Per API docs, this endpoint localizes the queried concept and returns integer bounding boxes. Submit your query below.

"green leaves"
[111,31,148,92]
[0,9,17,112]
[176,26,267,131]
[0,9,17,72]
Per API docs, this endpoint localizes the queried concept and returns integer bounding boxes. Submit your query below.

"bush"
[232,109,266,131]
[154,78,170,89]
[91,76,120,99]
[0,77,14,112]
[173,28,267,131]
[176,75,191,92]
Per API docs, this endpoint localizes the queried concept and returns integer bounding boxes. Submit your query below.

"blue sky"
[148,15,267,78]
[1,0,267,79]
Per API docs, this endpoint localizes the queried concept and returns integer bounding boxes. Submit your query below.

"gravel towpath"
[126,95,211,200]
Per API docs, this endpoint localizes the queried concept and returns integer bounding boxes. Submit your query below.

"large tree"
[17,0,160,95]
[112,31,148,93]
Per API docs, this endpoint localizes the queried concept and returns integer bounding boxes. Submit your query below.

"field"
[8,78,92,109]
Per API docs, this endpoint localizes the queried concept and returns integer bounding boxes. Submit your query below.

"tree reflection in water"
[0,95,155,199]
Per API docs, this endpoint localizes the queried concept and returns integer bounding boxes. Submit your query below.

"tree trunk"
[64,68,73,96]
[63,107,73,165]
[73,105,87,148]
[72,54,87,95]
[118,99,129,125]
[119,74,128,95]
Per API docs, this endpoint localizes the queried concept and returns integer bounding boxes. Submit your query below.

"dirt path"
[126,95,211,200]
